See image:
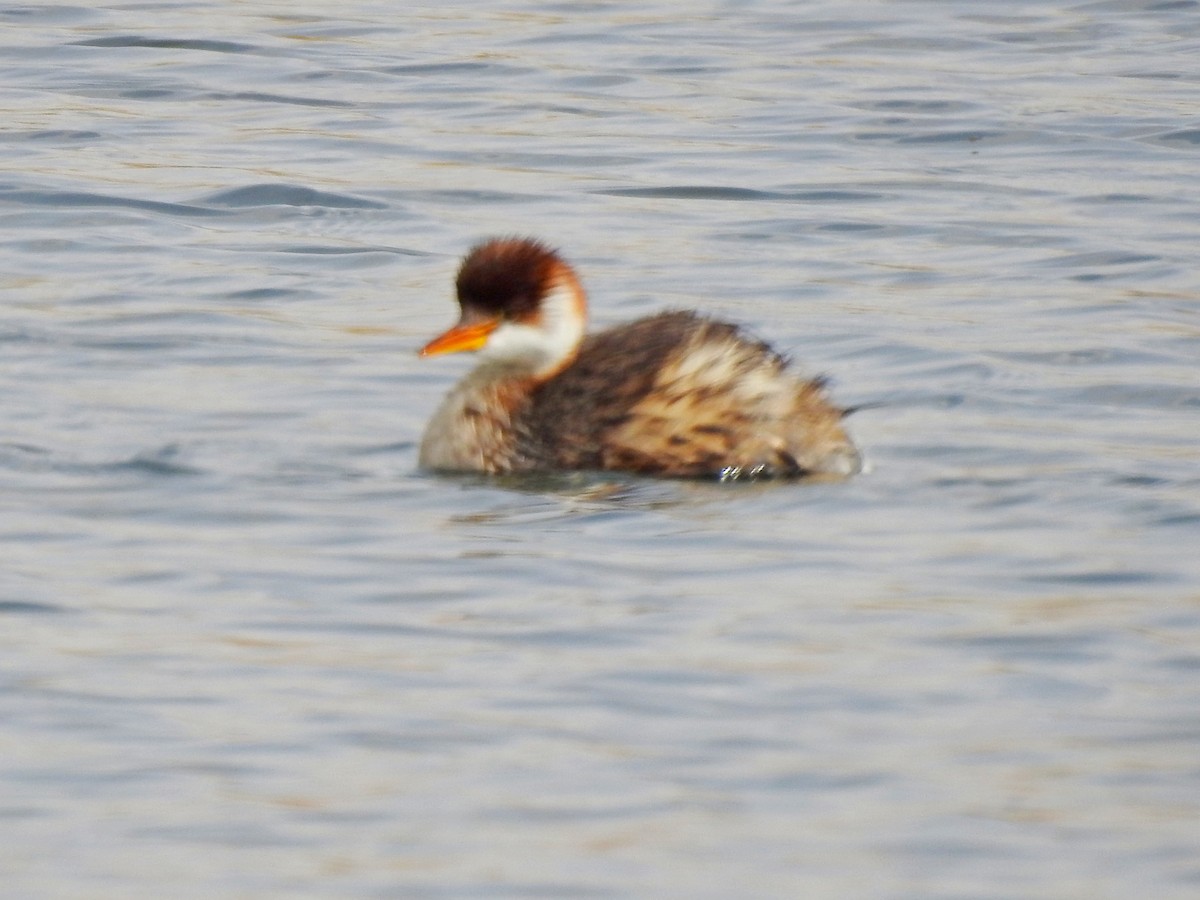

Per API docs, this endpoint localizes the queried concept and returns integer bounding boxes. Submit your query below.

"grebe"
[418,237,861,480]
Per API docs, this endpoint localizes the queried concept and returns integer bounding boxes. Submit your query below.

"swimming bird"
[418,237,860,480]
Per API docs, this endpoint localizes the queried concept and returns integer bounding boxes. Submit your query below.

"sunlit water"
[2,2,1199,897]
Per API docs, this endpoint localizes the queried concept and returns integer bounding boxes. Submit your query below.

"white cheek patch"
[476,282,584,377]
[538,282,584,355]
[480,322,552,367]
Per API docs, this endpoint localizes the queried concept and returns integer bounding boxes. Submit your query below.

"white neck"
[474,281,585,380]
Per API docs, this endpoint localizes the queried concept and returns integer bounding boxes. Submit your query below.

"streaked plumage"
[419,238,860,480]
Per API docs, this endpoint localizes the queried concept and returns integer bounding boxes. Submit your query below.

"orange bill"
[420,316,500,356]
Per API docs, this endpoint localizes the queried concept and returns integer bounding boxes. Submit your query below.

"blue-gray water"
[2,2,1199,897]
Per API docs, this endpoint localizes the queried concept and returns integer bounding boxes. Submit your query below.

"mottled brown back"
[512,311,856,478]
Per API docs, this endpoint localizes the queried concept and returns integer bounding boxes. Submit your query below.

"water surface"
[2,2,1199,897]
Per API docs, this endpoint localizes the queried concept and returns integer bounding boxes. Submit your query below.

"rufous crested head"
[455,237,569,322]
[420,237,588,377]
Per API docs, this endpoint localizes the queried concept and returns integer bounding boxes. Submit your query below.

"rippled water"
[3,2,1199,897]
